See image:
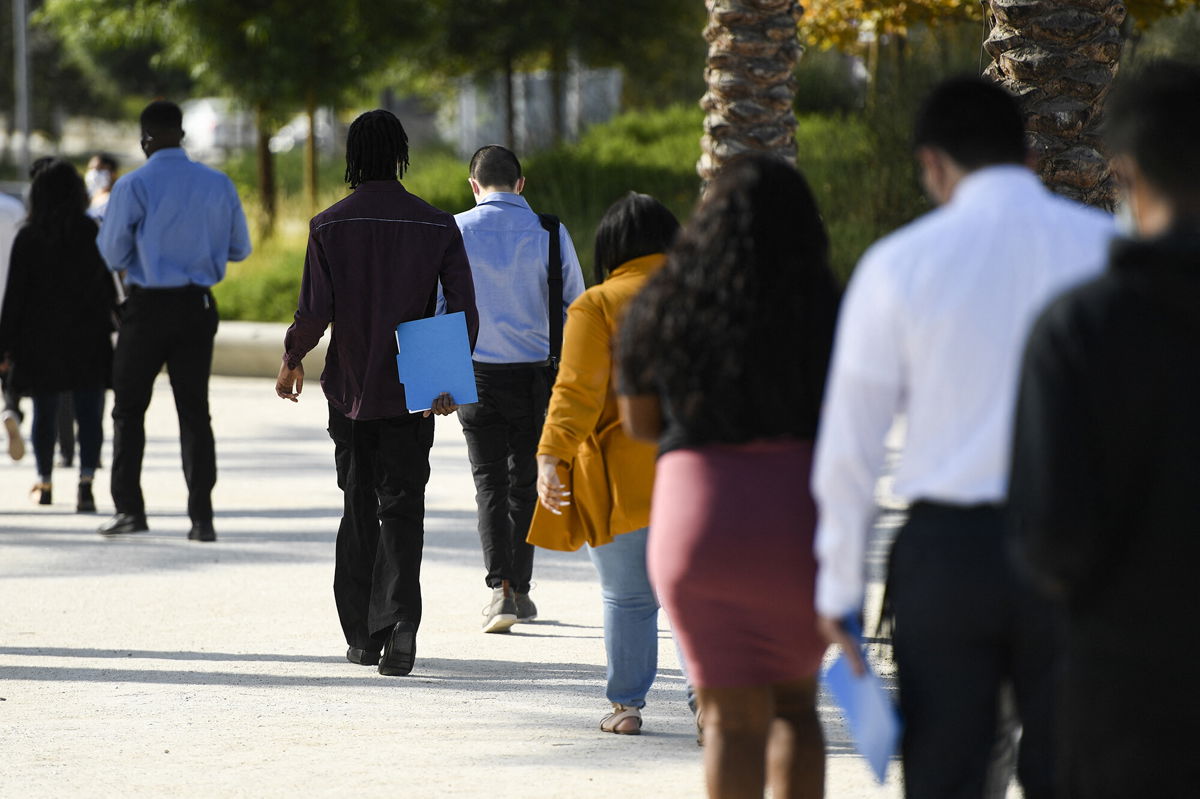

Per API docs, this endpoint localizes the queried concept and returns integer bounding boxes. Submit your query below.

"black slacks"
[110,287,218,522]
[889,502,1059,799]
[328,405,435,651]
[456,363,552,594]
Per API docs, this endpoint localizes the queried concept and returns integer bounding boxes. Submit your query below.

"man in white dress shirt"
[812,77,1114,798]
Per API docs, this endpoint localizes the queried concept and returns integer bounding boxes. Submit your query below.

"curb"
[213,320,327,378]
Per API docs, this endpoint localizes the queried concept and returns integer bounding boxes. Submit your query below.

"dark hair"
[28,156,55,180]
[1105,60,1200,210]
[593,192,680,284]
[618,154,840,445]
[140,100,183,135]
[469,145,521,189]
[91,153,118,171]
[345,109,410,189]
[913,76,1026,170]
[26,159,90,242]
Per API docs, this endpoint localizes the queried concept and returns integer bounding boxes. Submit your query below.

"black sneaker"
[77,481,96,513]
[514,591,538,623]
[482,581,518,633]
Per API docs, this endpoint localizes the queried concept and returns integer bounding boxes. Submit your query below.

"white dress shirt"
[812,166,1115,619]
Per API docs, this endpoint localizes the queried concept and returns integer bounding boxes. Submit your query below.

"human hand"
[423,393,458,418]
[536,454,571,515]
[276,361,304,402]
[818,614,866,678]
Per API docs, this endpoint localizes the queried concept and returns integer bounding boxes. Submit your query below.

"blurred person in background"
[618,154,839,798]
[0,159,115,511]
[86,153,118,222]
[530,191,681,735]
[0,188,25,462]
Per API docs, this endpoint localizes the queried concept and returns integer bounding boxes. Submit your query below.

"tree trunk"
[254,105,277,238]
[697,0,804,183]
[503,54,516,150]
[305,90,318,215]
[984,0,1127,208]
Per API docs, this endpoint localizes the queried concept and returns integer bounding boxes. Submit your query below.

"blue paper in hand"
[822,617,902,784]
[394,311,478,413]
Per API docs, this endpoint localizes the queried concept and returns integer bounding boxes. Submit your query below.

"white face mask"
[1114,196,1138,238]
[85,168,112,198]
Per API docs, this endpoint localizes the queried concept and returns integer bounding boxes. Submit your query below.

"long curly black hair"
[619,154,840,445]
[345,109,410,189]
[26,159,91,244]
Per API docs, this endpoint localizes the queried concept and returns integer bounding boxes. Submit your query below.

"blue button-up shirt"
[443,192,585,364]
[97,148,251,287]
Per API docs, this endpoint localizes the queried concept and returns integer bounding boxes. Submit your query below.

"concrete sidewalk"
[0,376,898,797]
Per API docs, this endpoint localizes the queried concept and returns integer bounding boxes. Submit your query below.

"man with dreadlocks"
[276,109,479,677]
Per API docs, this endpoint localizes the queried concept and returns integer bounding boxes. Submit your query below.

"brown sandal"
[600,703,642,735]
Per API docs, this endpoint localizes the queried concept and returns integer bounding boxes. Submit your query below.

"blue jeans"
[32,389,104,482]
[586,527,659,708]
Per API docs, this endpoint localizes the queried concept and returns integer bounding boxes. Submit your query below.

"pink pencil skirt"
[648,439,826,688]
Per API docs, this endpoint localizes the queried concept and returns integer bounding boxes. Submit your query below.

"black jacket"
[0,217,115,394]
[1009,228,1200,792]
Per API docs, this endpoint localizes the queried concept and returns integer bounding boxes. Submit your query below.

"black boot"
[77,479,96,513]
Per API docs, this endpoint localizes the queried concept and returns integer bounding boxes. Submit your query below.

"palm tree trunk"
[984,0,1127,208]
[697,0,804,184]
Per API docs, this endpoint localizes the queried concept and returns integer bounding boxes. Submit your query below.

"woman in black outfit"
[0,159,115,511]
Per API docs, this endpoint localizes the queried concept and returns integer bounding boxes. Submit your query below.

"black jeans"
[328,405,435,652]
[457,363,552,594]
[889,502,1058,799]
[110,287,218,522]
[31,388,104,480]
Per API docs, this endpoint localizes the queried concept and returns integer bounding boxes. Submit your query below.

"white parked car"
[181,98,255,160]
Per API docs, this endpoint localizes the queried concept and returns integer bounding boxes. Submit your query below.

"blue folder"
[822,617,903,784]
[394,312,478,413]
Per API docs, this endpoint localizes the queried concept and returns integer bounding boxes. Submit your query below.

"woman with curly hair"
[617,154,839,797]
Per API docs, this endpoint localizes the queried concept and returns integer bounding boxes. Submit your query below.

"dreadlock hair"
[345,109,410,189]
[618,153,840,446]
[26,158,91,244]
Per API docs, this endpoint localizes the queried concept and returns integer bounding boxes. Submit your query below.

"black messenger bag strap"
[538,213,564,368]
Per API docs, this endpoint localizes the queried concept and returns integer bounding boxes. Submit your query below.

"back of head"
[470,145,521,190]
[27,159,89,240]
[593,192,681,284]
[140,100,183,137]
[913,76,1026,170]
[92,153,118,172]
[28,156,55,181]
[345,110,410,189]
[1105,60,1200,214]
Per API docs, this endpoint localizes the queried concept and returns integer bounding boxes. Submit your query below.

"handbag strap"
[538,213,564,367]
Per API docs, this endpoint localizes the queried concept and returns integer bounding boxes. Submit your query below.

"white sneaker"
[3,411,24,461]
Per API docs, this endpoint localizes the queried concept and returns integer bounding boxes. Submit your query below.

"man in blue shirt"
[448,145,585,632]
[96,101,251,542]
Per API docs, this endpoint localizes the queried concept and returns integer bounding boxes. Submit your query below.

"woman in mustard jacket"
[530,192,680,735]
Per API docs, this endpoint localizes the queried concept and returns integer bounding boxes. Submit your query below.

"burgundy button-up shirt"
[283,180,479,420]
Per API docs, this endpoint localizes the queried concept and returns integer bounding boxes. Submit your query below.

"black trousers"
[889,502,1059,799]
[456,363,552,594]
[110,287,218,522]
[328,405,435,651]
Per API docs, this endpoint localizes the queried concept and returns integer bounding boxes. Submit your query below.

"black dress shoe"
[346,647,381,666]
[98,512,149,536]
[187,521,217,542]
[378,621,417,676]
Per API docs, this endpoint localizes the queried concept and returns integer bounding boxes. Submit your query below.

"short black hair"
[345,109,410,189]
[913,76,1026,170]
[140,100,183,135]
[1105,60,1200,210]
[28,156,55,180]
[593,192,680,283]
[92,153,118,171]
[469,145,521,189]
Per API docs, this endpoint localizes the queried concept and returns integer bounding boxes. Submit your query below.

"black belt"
[473,360,553,372]
[127,284,211,295]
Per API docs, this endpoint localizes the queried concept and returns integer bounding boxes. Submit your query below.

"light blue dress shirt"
[443,192,585,364]
[97,148,251,288]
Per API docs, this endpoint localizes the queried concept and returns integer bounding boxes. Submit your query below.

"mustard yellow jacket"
[527,254,664,551]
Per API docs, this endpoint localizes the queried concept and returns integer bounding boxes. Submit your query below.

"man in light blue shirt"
[447,145,584,632]
[96,100,251,542]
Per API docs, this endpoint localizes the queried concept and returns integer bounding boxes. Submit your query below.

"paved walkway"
[1,376,899,797]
